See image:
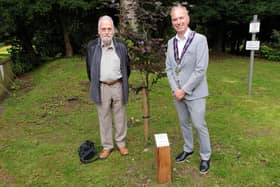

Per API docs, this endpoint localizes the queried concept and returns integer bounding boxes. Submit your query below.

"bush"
[259,45,280,62]
[270,29,280,49]
[259,30,280,62]
[32,26,64,58]
[8,39,40,75]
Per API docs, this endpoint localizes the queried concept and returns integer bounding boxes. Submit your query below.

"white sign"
[246,41,260,50]
[0,65,4,80]
[249,22,260,33]
[154,133,170,147]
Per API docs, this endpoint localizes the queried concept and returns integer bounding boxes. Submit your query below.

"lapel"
[113,38,121,60]
[171,29,195,66]
[169,37,177,66]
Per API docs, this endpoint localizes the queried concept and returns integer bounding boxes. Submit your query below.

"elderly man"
[165,4,212,174]
[86,15,130,159]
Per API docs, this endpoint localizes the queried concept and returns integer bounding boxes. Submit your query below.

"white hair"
[98,15,115,32]
[170,3,189,16]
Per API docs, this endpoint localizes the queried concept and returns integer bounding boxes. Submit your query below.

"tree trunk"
[57,9,73,57]
[119,0,138,33]
[212,22,224,52]
[16,21,40,65]
[63,31,73,57]
[142,86,149,142]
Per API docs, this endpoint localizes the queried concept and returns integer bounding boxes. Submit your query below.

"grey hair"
[98,15,115,32]
[170,3,189,16]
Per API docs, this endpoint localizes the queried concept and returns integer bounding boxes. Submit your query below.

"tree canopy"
[0,0,279,74]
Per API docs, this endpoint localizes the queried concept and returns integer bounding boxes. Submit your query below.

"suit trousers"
[174,98,211,160]
[96,82,127,150]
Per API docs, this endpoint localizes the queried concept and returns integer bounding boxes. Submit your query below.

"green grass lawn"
[0,55,279,186]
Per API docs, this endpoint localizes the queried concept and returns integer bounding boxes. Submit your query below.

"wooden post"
[154,133,171,184]
[142,86,149,142]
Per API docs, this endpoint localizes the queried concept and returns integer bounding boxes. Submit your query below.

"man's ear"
[186,15,190,25]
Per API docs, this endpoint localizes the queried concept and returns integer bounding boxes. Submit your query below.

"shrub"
[259,45,280,62]
[259,30,280,62]
[270,29,280,49]
[32,27,64,58]
[8,39,40,75]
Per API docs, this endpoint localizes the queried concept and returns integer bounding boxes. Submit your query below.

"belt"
[100,79,122,86]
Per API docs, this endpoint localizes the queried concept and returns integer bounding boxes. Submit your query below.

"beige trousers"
[96,82,127,150]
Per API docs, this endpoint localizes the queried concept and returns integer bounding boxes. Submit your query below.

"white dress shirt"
[175,29,190,58]
[100,42,122,82]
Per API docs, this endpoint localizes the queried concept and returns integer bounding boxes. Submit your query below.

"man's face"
[171,8,189,35]
[98,19,114,44]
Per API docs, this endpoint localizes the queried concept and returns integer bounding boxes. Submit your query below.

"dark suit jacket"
[86,38,130,104]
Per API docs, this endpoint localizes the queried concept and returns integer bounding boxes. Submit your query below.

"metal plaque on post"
[246,41,260,51]
[249,22,260,33]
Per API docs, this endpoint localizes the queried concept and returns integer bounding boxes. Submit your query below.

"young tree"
[119,0,168,142]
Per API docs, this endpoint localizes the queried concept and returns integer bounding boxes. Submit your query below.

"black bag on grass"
[78,140,98,163]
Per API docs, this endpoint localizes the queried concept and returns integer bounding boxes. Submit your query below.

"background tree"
[28,0,102,57]
[1,0,279,75]
[189,0,280,54]
[0,0,109,74]
[0,0,42,73]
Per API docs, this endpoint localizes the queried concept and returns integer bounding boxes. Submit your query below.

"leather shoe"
[99,149,111,159]
[119,147,129,156]
[175,151,194,163]
[199,159,210,174]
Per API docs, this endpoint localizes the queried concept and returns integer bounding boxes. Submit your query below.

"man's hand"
[173,89,186,100]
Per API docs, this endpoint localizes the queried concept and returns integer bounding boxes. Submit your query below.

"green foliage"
[259,45,280,62]
[7,39,37,75]
[270,29,280,49]
[0,0,106,74]
[0,45,10,60]
[120,1,168,92]
[1,0,280,74]
[189,0,280,52]
[32,23,64,58]
[259,30,280,62]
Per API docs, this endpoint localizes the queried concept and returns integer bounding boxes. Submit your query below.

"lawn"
[0,55,279,186]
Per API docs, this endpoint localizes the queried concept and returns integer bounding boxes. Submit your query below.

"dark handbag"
[78,140,98,163]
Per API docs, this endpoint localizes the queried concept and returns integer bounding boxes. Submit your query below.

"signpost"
[0,65,4,80]
[154,133,171,184]
[246,15,260,95]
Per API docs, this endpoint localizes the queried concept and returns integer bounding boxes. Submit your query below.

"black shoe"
[199,159,210,174]
[175,151,194,163]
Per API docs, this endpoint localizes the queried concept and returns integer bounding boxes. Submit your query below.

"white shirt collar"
[102,41,114,50]
[175,28,190,41]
